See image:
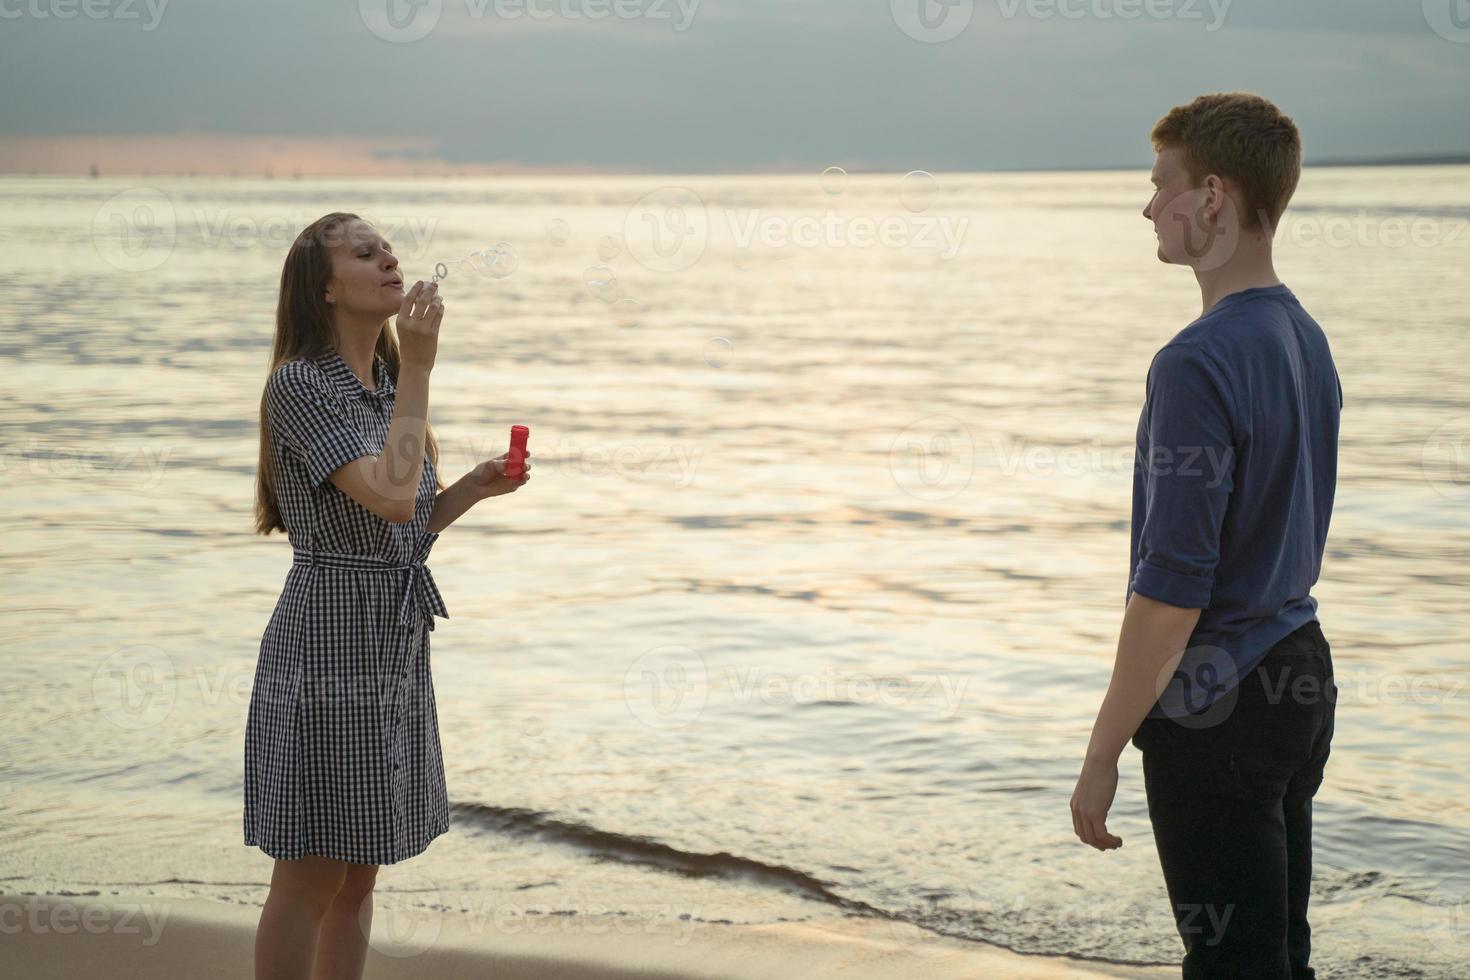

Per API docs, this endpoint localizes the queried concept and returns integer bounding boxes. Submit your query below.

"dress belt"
[291,546,449,631]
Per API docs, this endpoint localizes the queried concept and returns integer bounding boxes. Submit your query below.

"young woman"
[246,211,531,980]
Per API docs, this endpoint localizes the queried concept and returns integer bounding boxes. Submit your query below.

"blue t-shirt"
[1128,283,1341,719]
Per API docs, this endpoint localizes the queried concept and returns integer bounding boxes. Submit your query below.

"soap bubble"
[583,266,621,304]
[703,336,733,369]
[472,241,517,279]
[899,170,939,214]
[820,166,847,195]
[546,219,571,246]
[597,235,622,261]
[610,298,643,328]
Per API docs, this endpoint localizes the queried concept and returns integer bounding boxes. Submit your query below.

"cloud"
[1,0,1465,173]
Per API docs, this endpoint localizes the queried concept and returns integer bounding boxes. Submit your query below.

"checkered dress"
[244,346,451,865]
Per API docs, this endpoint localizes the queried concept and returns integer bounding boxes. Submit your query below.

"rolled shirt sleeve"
[1129,345,1239,609]
[266,361,376,489]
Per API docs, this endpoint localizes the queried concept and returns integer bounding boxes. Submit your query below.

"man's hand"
[468,450,532,500]
[1070,757,1124,851]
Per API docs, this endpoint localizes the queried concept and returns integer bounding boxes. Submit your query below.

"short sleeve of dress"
[266,360,376,489]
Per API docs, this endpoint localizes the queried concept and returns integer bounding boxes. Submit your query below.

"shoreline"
[2,891,1179,979]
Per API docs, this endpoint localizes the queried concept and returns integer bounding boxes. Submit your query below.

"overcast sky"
[2,0,1467,174]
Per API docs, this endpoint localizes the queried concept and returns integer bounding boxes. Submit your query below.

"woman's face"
[323,219,405,319]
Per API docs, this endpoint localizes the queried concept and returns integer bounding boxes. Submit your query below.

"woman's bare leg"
[254,856,348,980]
[311,863,379,980]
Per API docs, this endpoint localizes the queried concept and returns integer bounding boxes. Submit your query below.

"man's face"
[1142,146,1238,270]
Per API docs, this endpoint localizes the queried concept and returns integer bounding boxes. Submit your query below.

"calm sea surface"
[2,167,1467,976]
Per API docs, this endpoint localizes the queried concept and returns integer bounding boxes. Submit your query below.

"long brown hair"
[254,211,444,535]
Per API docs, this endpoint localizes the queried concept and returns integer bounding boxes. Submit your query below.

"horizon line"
[5,152,1469,180]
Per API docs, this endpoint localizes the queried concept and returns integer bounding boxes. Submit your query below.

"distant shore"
[1,155,1467,180]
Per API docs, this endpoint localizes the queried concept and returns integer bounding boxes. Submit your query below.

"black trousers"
[1130,619,1337,979]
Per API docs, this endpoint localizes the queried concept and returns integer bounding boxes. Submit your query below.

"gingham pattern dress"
[244,346,450,865]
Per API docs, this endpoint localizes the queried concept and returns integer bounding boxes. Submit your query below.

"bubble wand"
[430,241,518,284]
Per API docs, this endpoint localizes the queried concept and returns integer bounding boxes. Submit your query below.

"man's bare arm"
[1086,592,1204,764]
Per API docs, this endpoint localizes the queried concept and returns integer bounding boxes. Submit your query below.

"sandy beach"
[2,892,1180,979]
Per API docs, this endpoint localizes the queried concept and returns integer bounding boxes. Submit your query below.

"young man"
[1068,92,1342,978]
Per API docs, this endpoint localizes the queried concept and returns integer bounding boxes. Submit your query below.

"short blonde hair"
[1151,92,1302,233]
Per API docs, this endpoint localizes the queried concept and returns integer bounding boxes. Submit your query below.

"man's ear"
[1204,174,1233,224]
